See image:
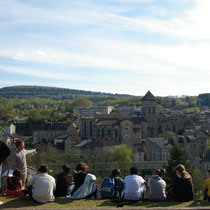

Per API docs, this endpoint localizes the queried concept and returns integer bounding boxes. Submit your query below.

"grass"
[0,195,210,209]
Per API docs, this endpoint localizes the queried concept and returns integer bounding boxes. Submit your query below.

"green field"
[0,196,210,209]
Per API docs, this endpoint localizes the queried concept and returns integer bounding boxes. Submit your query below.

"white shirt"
[124,174,145,200]
[26,172,56,203]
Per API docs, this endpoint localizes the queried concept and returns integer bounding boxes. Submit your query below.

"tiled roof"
[141,90,156,101]
[96,120,118,126]
[37,122,69,131]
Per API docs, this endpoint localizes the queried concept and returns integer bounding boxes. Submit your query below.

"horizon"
[0,0,210,97]
[1,85,209,98]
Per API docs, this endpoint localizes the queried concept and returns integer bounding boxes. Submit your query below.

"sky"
[0,0,210,97]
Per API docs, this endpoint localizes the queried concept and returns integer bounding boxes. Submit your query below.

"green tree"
[27,108,42,122]
[166,131,175,138]
[167,142,189,186]
[206,138,210,152]
[109,144,132,176]
[71,97,93,107]
[191,169,205,200]
[193,107,200,114]
[157,104,163,110]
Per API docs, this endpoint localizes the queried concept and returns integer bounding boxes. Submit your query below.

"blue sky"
[0,0,209,96]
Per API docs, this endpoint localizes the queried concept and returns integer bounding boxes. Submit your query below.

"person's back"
[203,170,210,201]
[148,169,166,201]
[172,164,193,202]
[55,165,72,197]
[71,162,88,196]
[101,169,124,199]
[124,167,145,200]
[26,164,56,203]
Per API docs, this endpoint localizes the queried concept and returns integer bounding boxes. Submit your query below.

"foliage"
[0,126,5,137]
[71,97,93,107]
[191,169,205,200]
[166,142,189,187]
[109,144,132,176]
[166,131,175,138]
[206,138,210,152]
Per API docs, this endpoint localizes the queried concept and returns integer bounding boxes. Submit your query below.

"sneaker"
[0,200,3,205]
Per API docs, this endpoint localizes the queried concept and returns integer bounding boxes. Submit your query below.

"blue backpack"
[101,176,115,198]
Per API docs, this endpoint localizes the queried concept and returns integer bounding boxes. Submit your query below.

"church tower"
[141,91,157,137]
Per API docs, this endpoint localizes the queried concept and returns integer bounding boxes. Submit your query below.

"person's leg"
[0,163,2,191]
[21,171,27,188]
[0,163,3,205]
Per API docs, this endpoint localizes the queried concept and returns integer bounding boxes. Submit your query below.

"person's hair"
[16,140,23,148]
[130,167,138,175]
[153,168,166,177]
[13,169,21,178]
[112,168,121,177]
[76,162,88,172]
[175,164,189,179]
[62,164,70,174]
[208,169,210,174]
[39,164,48,173]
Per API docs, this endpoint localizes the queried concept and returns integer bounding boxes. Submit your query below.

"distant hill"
[0,85,133,101]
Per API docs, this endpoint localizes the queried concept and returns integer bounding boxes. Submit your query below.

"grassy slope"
[0,196,210,209]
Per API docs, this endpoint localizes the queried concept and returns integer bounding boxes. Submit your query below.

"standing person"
[7,140,36,187]
[171,164,194,202]
[124,167,146,201]
[26,164,56,203]
[148,169,166,201]
[0,140,10,205]
[54,165,73,197]
[203,169,210,201]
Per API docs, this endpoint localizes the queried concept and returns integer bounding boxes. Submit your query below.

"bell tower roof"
[141,90,156,101]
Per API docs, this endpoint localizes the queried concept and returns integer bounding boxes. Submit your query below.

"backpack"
[101,176,115,199]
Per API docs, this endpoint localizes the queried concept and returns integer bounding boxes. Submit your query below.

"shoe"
[0,200,3,205]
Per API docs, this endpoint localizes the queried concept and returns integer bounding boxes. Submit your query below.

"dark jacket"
[0,141,10,164]
[54,172,72,197]
[172,175,194,202]
[71,171,87,195]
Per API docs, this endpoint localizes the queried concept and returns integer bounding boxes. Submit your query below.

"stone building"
[78,113,147,143]
[33,122,71,143]
[141,91,158,137]
[73,106,113,117]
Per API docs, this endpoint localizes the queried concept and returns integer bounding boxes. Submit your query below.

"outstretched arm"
[25,149,37,155]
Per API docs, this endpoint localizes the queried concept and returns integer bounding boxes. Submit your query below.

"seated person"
[54,165,73,197]
[6,169,24,196]
[203,169,210,201]
[70,162,97,199]
[124,167,146,200]
[171,164,194,202]
[71,162,88,196]
[148,169,166,201]
[101,168,124,199]
[26,164,56,203]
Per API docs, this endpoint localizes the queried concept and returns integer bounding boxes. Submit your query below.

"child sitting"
[6,169,24,196]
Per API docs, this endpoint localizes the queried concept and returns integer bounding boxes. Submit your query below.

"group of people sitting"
[4,161,210,204]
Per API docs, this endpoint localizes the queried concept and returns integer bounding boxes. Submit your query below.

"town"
[0,88,210,179]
